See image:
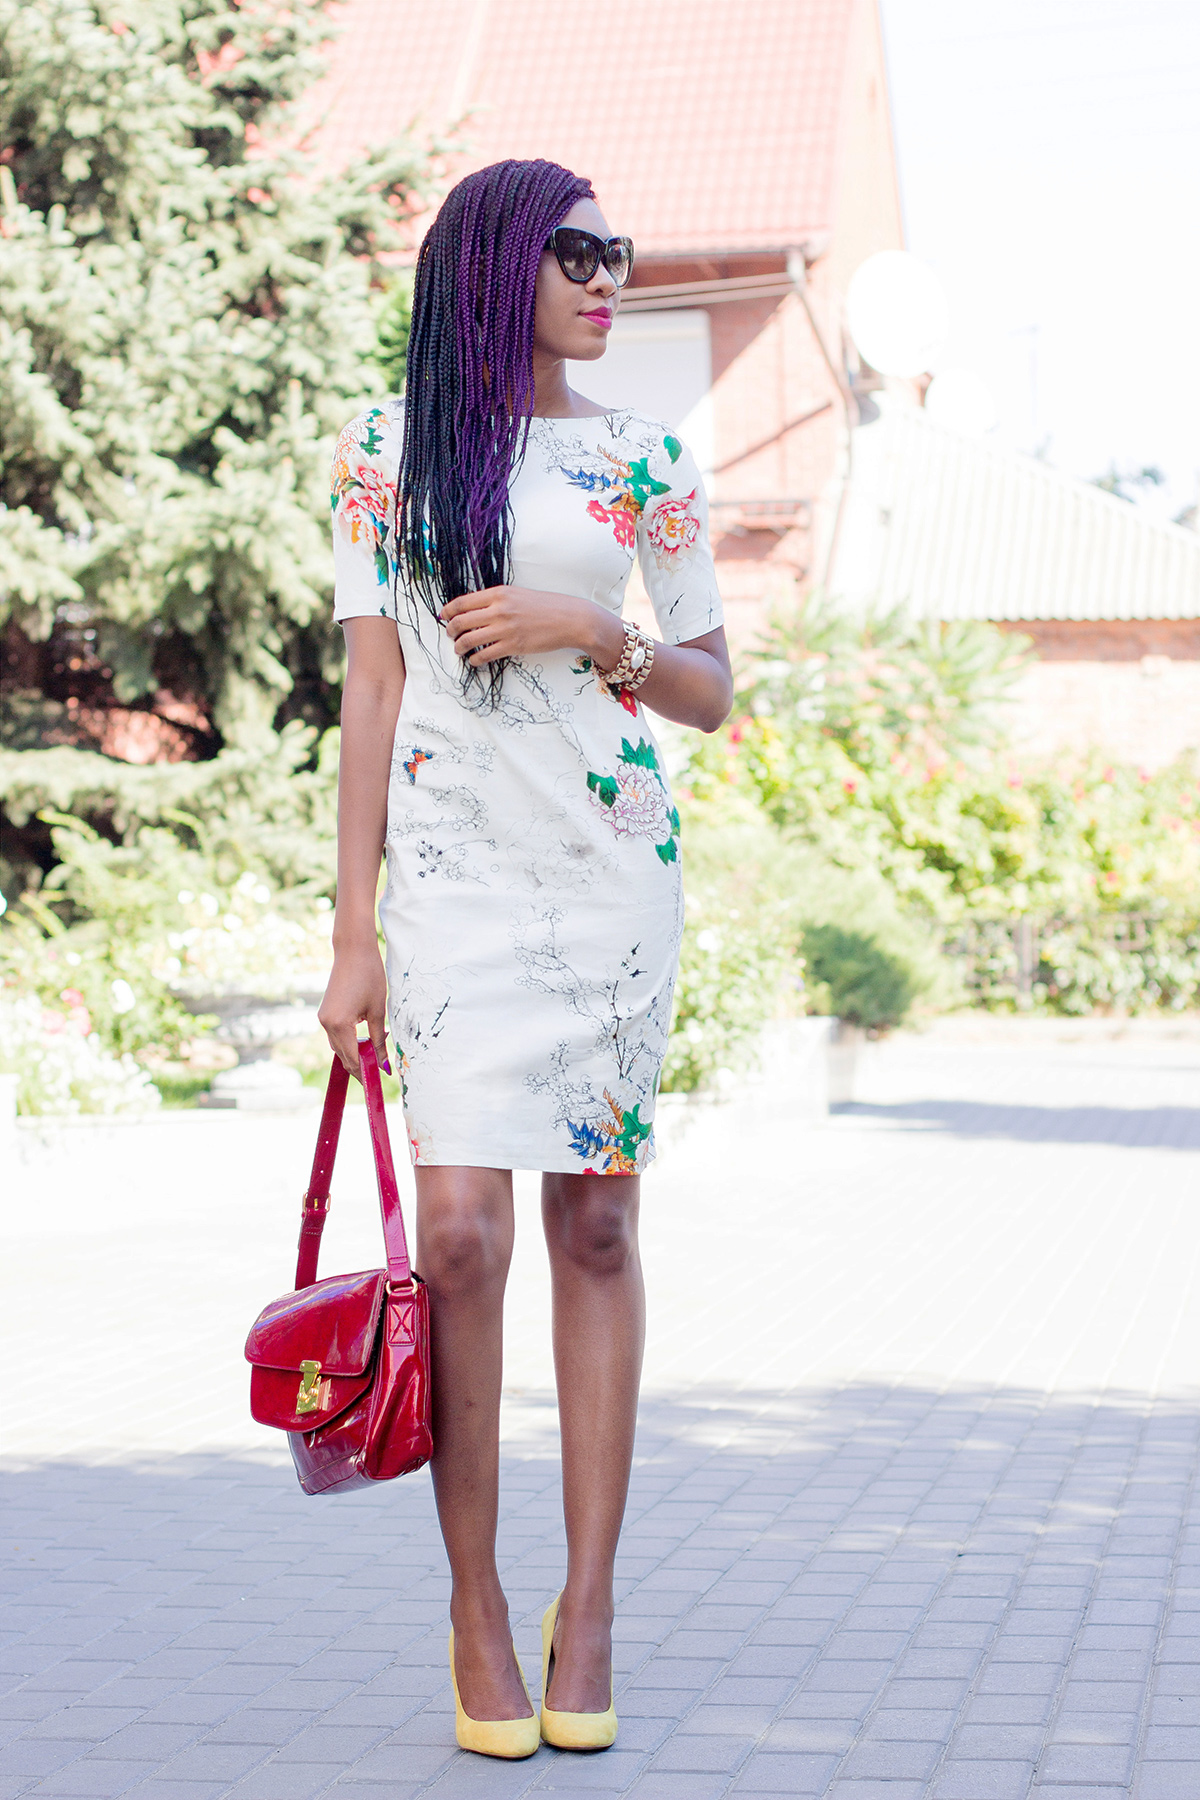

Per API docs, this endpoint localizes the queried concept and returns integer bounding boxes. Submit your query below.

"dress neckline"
[530,409,631,426]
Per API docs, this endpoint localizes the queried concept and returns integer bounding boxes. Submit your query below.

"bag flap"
[245,1268,386,1375]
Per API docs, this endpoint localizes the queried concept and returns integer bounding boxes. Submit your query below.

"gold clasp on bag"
[296,1360,323,1414]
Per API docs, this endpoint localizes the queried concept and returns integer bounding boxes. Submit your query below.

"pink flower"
[645,491,700,568]
[587,499,637,550]
[336,464,391,551]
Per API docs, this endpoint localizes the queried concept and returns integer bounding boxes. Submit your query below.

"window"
[568,310,714,489]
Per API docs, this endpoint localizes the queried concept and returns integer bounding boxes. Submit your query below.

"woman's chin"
[564,334,610,362]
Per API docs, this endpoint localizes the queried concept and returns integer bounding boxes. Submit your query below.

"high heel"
[448,1628,540,1759]
[540,1592,618,1751]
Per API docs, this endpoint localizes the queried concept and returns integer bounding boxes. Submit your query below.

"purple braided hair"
[397,158,595,704]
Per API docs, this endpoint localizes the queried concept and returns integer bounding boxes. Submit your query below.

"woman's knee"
[546,1182,639,1276]
[417,1179,511,1293]
[419,1207,502,1290]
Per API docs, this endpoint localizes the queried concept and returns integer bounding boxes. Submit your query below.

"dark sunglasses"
[546,227,635,288]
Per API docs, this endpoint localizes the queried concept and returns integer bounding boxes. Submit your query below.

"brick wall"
[1004,658,1200,769]
[997,620,1200,768]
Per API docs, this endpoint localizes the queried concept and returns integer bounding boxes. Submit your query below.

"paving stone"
[1128,1772,1200,1800]
[151,1742,270,1782]
[725,1754,840,1791]
[840,1736,944,1779]
[930,1761,1036,1799]
[648,1732,755,1771]
[0,1738,93,1778]
[1038,1741,1135,1783]
[30,1761,161,1797]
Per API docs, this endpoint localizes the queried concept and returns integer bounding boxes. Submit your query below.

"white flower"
[110,979,136,1014]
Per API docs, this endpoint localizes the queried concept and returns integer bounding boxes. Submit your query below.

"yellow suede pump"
[447,1629,540,1759]
[539,1593,618,1751]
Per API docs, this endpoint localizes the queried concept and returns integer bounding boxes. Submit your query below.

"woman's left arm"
[440,587,733,734]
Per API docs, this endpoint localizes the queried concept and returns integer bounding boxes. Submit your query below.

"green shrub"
[659,787,802,1093]
[801,923,922,1032]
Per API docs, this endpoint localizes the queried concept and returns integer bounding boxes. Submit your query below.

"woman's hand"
[441,586,622,668]
[441,585,733,735]
[318,940,390,1082]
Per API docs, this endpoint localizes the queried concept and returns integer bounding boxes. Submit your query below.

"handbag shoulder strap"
[294,1042,413,1289]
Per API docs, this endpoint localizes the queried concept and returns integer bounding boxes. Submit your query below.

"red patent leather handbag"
[244,1041,432,1495]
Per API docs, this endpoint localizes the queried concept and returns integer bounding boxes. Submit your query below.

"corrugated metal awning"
[833,402,1200,621]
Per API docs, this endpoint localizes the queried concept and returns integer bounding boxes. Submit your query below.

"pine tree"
[0,0,432,749]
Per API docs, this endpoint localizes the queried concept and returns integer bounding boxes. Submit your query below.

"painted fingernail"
[381,1057,392,1075]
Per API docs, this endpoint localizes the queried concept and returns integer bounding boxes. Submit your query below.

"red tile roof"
[304,0,862,253]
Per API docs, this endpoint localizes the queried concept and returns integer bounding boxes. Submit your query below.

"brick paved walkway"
[4,1017,1199,1799]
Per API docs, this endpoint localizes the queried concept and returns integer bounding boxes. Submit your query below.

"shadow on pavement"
[3,1380,1199,1796]
[835,1098,1200,1150]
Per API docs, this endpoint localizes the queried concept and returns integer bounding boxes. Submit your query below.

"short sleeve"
[330,401,403,621]
[635,429,724,645]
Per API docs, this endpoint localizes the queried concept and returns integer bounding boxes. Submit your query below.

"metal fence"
[942,913,1191,1010]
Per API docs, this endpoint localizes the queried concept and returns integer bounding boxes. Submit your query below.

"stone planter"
[0,1071,19,1152]
[654,1015,836,1151]
[828,1020,865,1106]
[183,992,324,1111]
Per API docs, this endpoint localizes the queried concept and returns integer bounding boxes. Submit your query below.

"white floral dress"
[331,400,722,1173]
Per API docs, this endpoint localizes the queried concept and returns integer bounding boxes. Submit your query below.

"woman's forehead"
[556,196,611,237]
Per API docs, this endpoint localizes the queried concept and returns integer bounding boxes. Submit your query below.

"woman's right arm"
[318,616,406,1078]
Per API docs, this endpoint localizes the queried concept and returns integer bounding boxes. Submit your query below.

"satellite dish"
[846,251,949,377]
[923,368,998,437]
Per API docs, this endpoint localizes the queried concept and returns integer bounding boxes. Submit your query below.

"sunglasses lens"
[605,238,634,287]
[553,229,598,282]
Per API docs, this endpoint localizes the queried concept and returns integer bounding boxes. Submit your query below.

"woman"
[319,158,731,1758]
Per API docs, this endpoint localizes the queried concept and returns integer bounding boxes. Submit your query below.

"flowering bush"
[0,990,161,1116]
[680,603,1200,1021]
[1,813,334,1109]
[162,875,333,1000]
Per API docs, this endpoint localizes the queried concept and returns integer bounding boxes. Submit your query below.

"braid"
[397,158,595,705]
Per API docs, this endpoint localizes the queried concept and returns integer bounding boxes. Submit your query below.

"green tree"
[373,267,414,395]
[0,0,433,748]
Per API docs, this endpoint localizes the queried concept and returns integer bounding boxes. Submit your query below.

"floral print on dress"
[586,737,681,865]
[645,489,701,569]
[330,408,394,598]
[542,427,698,561]
[571,653,640,718]
[567,1090,653,1175]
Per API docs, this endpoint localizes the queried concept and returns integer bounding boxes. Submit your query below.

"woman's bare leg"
[415,1165,533,1722]
[541,1172,645,1711]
